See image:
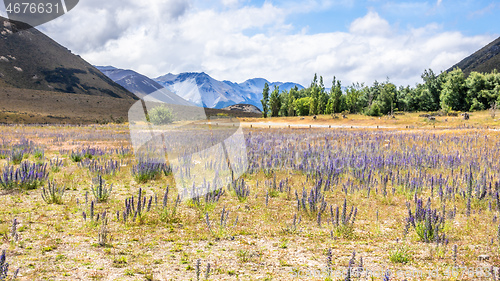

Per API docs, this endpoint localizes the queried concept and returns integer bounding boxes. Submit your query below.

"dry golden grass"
[240,110,500,129]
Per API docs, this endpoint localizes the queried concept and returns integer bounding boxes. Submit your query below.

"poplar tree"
[261,83,270,118]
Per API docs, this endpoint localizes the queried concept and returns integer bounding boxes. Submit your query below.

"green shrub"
[148,105,174,125]
[92,175,112,203]
[366,102,382,117]
[389,243,411,263]
[70,151,83,162]
[10,149,25,164]
[332,224,354,239]
[469,98,485,111]
[41,181,66,204]
[34,148,45,160]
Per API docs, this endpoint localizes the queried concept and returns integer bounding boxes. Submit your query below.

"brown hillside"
[0,16,136,99]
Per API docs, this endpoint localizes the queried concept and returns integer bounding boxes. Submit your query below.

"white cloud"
[437,0,443,6]
[38,3,495,87]
[468,3,499,19]
[349,11,392,36]
[221,0,239,7]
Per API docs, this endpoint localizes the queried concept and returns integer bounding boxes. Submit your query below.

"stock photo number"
[5,2,60,14]
[2,0,79,30]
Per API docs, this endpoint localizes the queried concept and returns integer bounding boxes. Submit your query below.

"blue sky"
[19,0,499,86]
[222,0,499,36]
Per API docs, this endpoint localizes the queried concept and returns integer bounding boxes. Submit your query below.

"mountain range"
[97,66,304,110]
[95,66,194,107]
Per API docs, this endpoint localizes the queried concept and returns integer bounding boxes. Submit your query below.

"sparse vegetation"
[91,175,112,203]
[41,181,65,204]
[0,161,48,190]
[389,242,411,264]
[147,105,175,125]
[132,161,170,183]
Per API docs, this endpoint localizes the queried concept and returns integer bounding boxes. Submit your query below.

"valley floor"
[1,119,500,280]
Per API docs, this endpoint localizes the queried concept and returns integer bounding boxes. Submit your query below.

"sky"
[4,0,499,87]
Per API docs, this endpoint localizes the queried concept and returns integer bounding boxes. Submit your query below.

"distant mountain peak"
[97,65,118,71]
[246,78,268,83]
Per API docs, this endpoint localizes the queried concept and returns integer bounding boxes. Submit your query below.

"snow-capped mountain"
[155,72,246,109]
[96,66,304,109]
[155,72,304,109]
[95,66,194,106]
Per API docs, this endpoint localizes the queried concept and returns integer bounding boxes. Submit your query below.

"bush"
[92,175,113,203]
[389,243,411,263]
[148,105,174,125]
[469,98,485,111]
[132,160,171,183]
[0,161,48,190]
[9,149,25,165]
[41,181,66,204]
[405,197,446,243]
[366,103,382,117]
[70,151,83,162]
[330,199,357,239]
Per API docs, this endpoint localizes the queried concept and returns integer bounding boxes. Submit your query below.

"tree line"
[260,68,500,117]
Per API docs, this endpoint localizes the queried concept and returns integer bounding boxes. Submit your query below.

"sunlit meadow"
[1,117,500,280]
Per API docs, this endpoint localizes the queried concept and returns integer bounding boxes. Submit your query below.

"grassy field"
[1,112,500,280]
[241,110,500,129]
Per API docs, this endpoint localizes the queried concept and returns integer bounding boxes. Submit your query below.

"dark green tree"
[261,83,270,118]
[329,76,344,113]
[309,74,320,115]
[279,90,289,117]
[366,80,381,106]
[395,85,410,112]
[465,71,498,110]
[416,86,435,112]
[421,69,442,111]
[295,97,311,116]
[440,68,467,111]
[366,101,382,116]
[376,81,396,114]
[317,76,328,114]
[287,86,298,116]
[269,86,281,117]
[345,83,365,114]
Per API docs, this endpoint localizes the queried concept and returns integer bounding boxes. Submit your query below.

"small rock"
[478,254,490,261]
